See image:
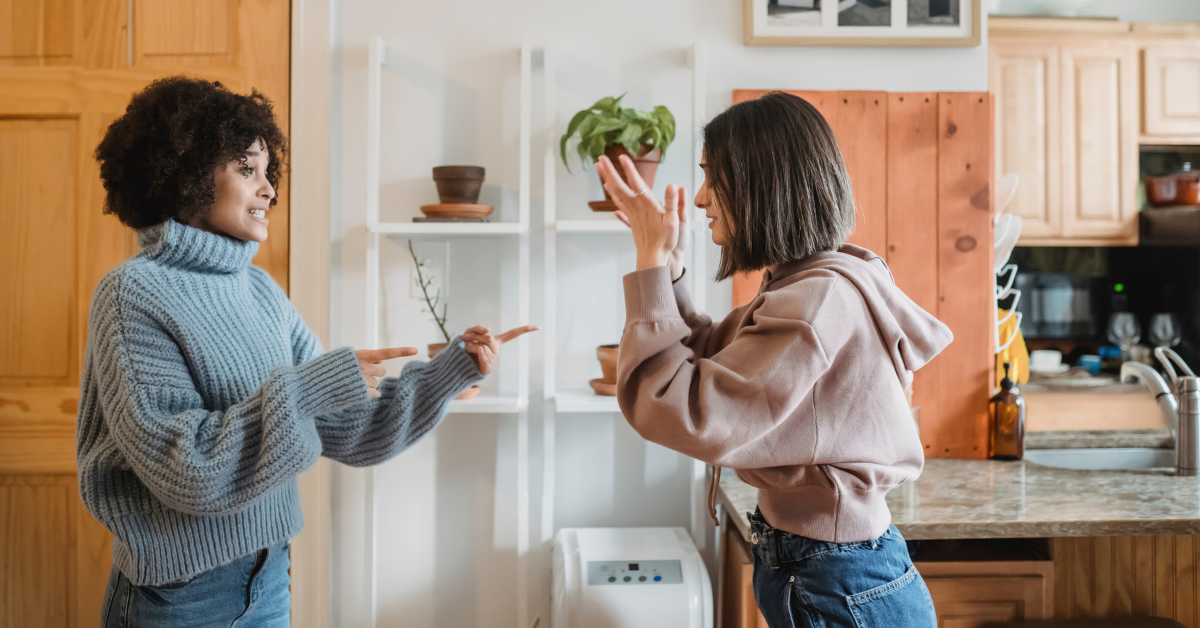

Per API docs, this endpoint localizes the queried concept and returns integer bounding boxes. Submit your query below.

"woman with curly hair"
[79,76,536,627]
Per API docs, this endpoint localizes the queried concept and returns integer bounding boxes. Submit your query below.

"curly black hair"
[95,76,287,230]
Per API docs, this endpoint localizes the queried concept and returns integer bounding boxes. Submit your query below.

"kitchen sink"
[1023,447,1175,471]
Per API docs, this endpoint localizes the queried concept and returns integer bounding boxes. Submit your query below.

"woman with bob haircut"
[79,76,535,626]
[597,91,951,627]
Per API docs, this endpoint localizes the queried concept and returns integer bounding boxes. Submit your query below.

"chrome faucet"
[1121,347,1200,476]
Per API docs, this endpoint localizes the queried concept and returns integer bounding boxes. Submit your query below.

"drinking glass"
[1149,313,1183,348]
[1106,312,1142,354]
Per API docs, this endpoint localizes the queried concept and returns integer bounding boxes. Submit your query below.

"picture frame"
[744,0,981,47]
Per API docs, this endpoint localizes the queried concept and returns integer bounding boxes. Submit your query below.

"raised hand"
[356,347,419,398]
[461,325,540,375]
[596,154,685,275]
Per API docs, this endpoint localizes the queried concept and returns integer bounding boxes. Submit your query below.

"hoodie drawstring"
[707,465,722,527]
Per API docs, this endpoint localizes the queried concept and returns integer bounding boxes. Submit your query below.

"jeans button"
[750,532,759,544]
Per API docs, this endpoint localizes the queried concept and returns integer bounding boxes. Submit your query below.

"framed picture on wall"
[744,0,981,47]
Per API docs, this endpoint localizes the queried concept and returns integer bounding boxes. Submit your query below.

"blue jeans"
[100,540,290,628]
[748,510,937,628]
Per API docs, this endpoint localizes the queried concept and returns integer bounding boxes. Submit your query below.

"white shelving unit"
[363,36,534,628]
[361,38,708,628]
[540,43,710,556]
[369,222,525,236]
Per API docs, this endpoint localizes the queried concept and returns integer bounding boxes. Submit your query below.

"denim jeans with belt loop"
[100,539,291,628]
[748,509,937,628]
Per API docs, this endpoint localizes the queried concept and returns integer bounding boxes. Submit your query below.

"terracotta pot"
[597,344,619,383]
[589,146,661,212]
[418,203,494,220]
[432,165,485,205]
[1146,175,1179,207]
[589,378,616,397]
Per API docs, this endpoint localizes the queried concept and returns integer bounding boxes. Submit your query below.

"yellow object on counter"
[996,307,1029,387]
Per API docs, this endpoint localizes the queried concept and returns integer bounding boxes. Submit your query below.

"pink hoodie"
[617,245,953,543]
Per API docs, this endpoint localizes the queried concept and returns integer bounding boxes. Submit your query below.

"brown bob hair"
[703,91,855,281]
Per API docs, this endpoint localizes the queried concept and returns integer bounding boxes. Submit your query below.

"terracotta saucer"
[419,204,494,220]
[588,200,618,212]
[456,386,482,400]
[589,378,617,396]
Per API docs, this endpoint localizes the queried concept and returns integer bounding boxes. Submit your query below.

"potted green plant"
[408,240,481,399]
[560,94,675,211]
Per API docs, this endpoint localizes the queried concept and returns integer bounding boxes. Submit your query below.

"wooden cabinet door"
[1060,43,1139,244]
[1143,44,1200,139]
[989,42,1061,241]
[919,561,1055,627]
[0,1,289,626]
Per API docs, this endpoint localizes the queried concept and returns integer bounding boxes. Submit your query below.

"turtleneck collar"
[136,220,259,274]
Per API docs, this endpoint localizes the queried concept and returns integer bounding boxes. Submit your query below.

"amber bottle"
[988,362,1026,460]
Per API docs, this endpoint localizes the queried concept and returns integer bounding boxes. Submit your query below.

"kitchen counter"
[717,458,1200,543]
[1027,429,1173,450]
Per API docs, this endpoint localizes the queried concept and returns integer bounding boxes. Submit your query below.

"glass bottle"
[989,362,1026,460]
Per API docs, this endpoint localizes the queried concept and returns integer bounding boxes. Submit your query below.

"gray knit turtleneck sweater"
[76,220,482,586]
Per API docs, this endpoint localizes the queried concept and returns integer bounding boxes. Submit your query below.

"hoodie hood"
[767,244,953,385]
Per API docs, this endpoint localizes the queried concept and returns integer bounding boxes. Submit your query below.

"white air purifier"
[552,527,713,628]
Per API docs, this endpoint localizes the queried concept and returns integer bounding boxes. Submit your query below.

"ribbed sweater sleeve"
[92,274,370,517]
[315,339,483,467]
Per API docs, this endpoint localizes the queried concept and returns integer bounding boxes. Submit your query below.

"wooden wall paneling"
[1112,535,1135,616]
[828,92,888,255]
[934,92,994,459]
[887,92,941,449]
[726,90,885,307]
[1157,534,1177,620]
[727,90,995,460]
[1176,534,1193,623]
[1134,534,1156,617]
[1053,534,1200,626]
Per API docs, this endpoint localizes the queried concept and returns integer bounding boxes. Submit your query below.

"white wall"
[327,1,997,627]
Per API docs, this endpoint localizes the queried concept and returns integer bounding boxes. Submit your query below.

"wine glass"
[1107,312,1142,356]
[1149,313,1183,348]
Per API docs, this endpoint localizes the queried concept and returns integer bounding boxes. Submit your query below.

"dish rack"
[994,173,1023,359]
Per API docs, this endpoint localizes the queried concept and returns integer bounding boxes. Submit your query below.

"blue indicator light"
[654,576,662,582]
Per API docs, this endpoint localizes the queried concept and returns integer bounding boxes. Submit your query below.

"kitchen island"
[716,457,1200,627]
[717,457,1200,543]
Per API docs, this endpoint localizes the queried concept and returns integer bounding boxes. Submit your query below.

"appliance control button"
[654,576,662,582]
[608,576,616,582]
[623,576,631,582]
[639,576,646,582]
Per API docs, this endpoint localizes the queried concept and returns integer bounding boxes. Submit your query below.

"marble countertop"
[717,458,1200,543]
[1027,429,1173,450]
